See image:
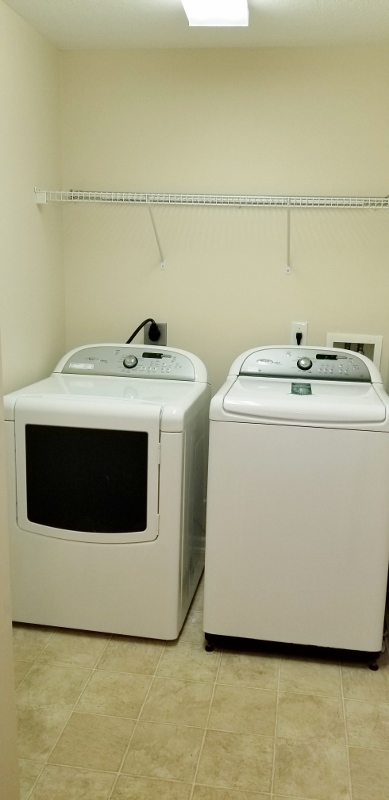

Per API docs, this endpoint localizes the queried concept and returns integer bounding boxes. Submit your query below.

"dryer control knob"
[123,355,138,369]
[297,357,312,371]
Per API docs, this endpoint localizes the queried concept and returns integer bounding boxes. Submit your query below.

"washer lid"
[222,377,387,424]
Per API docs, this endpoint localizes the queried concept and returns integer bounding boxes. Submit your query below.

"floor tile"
[274,738,350,800]
[19,759,43,800]
[280,657,341,696]
[218,651,279,690]
[345,699,389,749]
[193,787,270,799]
[122,720,203,781]
[349,746,389,800]
[111,774,192,799]
[37,629,109,669]
[157,641,219,682]
[15,661,33,688]
[49,712,135,772]
[29,764,115,799]
[75,669,151,718]
[277,692,346,744]
[179,612,204,644]
[16,663,91,707]
[209,684,277,736]
[342,662,389,702]
[141,677,213,727]
[13,625,54,661]
[98,636,164,675]
[17,705,72,762]
[196,730,273,792]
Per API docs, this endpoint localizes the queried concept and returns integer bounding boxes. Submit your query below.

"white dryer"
[4,343,210,639]
[204,346,389,657]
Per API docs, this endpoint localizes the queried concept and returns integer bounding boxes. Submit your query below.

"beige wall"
[0,5,65,795]
[0,0,65,393]
[61,47,389,390]
[0,338,19,800]
[0,35,387,391]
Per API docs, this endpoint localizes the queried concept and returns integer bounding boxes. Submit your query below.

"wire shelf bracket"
[147,204,165,270]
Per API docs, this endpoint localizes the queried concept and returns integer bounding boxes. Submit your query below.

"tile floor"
[13,579,389,800]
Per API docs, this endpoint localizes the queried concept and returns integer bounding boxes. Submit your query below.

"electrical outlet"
[291,321,308,346]
[144,322,167,347]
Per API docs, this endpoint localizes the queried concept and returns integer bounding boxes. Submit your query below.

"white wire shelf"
[35,189,389,209]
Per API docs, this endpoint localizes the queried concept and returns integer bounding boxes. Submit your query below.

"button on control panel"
[240,348,371,382]
[63,347,196,381]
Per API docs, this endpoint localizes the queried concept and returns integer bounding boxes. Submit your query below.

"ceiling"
[3,0,389,50]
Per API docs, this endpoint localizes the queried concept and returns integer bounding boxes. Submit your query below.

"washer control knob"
[123,355,138,369]
[297,357,312,371]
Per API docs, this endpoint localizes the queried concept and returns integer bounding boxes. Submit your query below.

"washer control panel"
[240,348,371,382]
[62,346,196,381]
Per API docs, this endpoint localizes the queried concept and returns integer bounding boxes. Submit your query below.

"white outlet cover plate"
[291,321,308,345]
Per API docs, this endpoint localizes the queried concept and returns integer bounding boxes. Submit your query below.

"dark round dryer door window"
[25,424,148,533]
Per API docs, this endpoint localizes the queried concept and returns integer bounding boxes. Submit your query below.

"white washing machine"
[4,343,210,639]
[204,345,389,657]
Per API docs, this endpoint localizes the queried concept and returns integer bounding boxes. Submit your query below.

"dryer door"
[14,396,161,543]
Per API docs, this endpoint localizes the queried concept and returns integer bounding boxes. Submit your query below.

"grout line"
[15,625,61,800]
[340,662,353,800]
[23,631,113,800]
[346,744,389,753]
[106,639,168,800]
[194,783,271,797]
[19,663,95,675]
[14,661,39,691]
[188,645,222,800]
[104,772,191,786]
[95,667,216,683]
[136,673,277,688]
[21,760,46,800]
[118,719,275,737]
[13,625,57,689]
[47,710,138,724]
[263,685,343,699]
[266,794,322,800]
[340,697,389,706]
[26,760,119,776]
[42,764,195,783]
[193,789,322,800]
[105,577,204,797]
[269,656,281,799]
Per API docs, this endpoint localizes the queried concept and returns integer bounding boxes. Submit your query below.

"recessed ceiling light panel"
[181,0,249,27]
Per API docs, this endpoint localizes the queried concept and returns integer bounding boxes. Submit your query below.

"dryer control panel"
[61,346,196,381]
[240,348,371,382]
